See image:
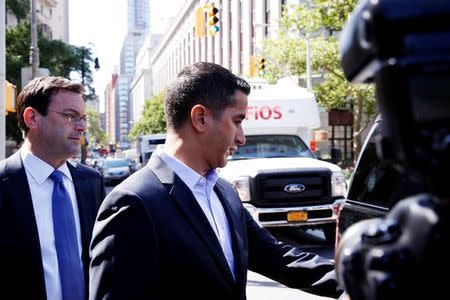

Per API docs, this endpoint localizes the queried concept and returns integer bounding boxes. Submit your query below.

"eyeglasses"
[47,110,89,126]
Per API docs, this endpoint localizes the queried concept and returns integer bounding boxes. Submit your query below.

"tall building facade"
[105,73,118,146]
[130,33,162,124]
[150,0,292,94]
[115,0,151,147]
[130,0,293,123]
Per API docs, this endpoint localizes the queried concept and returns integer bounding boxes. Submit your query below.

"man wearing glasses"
[0,76,105,300]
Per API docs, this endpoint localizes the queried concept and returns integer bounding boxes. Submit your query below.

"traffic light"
[257,57,266,75]
[207,3,219,35]
[249,55,256,78]
[195,7,206,38]
[5,80,17,113]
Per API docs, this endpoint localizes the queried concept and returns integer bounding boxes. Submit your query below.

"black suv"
[337,116,422,237]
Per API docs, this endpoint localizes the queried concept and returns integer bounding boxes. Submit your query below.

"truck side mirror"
[330,148,343,164]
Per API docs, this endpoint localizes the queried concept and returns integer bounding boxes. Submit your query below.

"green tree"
[5,22,98,143]
[263,0,376,161]
[6,0,29,21]
[128,90,167,141]
[86,106,107,146]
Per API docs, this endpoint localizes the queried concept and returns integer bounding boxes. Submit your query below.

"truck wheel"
[323,224,336,244]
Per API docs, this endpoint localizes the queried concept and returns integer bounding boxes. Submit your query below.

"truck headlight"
[332,171,346,197]
[230,176,251,202]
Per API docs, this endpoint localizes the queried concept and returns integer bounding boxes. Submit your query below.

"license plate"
[287,211,308,222]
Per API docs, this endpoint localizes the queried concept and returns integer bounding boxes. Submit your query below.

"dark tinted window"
[347,119,420,209]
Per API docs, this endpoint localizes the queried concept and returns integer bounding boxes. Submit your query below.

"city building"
[115,0,151,147]
[105,73,118,146]
[6,0,69,42]
[129,33,162,124]
[149,0,290,94]
[129,0,338,157]
[130,0,291,118]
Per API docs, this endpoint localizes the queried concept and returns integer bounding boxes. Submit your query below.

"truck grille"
[253,170,331,207]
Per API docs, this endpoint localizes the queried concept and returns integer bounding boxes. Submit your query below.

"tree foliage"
[6,0,29,21]
[128,90,167,141]
[86,105,107,146]
[6,23,96,94]
[5,23,98,143]
[262,0,377,160]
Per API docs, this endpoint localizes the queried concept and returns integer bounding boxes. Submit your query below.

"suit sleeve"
[89,189,160,300]
[245,208,341,298]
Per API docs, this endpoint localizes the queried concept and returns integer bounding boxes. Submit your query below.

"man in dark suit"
[0,76,105,300]
[90,62,340,299]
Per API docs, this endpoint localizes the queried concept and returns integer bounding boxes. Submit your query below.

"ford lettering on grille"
[284,183,306,194]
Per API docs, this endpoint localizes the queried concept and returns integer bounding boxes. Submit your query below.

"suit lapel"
[68,163,91,270]
[67,163,95,287]
[214,180,246,286]
[149,155,236,284]
[4,151,46,296]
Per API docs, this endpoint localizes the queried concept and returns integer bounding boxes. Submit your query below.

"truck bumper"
[243,198,345,228]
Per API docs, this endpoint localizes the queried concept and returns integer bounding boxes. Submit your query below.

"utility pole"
[30,0,39,79]
[1,0,6,159]
[306,33,312,91]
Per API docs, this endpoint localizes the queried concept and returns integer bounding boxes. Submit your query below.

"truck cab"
[136,133,166,168]
[218,78,346,243]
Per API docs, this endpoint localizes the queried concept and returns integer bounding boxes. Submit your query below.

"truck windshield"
[229,135,315,160]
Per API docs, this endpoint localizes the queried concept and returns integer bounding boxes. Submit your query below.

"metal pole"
[1,0,6,159]
[306,32,312,91]
[30,0,39,79]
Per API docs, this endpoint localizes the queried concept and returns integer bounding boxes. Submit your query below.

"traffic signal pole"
[1,0,6,159]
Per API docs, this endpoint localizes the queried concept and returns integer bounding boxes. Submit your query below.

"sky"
[69,0,184,110]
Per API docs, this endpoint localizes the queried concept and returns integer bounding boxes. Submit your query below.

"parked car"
[97,158,131,185]
[337,116,423,238]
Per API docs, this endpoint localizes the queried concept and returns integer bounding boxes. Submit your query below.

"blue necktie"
[50,170,85,300]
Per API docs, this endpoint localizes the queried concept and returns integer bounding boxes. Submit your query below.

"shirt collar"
[157,150,219,190]
[21,147,73,185]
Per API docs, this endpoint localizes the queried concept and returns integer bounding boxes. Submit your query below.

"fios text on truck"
[246,105,282,120]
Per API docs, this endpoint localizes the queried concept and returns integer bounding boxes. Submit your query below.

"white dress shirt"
[158,150,236,278]
[21,148,83,300]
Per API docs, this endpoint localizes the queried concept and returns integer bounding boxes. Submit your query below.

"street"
[106,185,337,299]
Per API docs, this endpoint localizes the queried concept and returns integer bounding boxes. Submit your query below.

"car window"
[229,135,315,160]
[347,119,422,209]
[103,160,129,168]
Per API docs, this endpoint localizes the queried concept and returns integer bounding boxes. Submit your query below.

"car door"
[338,117,411,236]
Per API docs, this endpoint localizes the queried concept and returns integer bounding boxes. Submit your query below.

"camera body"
[336,0,450,298]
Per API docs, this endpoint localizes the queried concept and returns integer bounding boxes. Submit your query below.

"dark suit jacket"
[0,150,105,300]
[90,154,339,300]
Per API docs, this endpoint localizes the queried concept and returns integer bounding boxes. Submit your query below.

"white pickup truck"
[218,78,346,243]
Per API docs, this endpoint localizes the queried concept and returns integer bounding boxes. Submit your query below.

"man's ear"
[190,104,208,133]
[23,107,39,130]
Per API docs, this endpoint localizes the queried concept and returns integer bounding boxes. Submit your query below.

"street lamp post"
[30,0,39,79]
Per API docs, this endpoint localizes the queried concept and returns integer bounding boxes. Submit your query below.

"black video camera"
[336,0,450,299]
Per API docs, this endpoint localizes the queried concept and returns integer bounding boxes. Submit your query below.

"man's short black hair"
[164,62,251,130]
